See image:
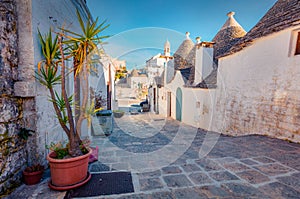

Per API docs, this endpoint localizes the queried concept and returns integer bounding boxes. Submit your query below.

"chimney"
[194,42,214,84]
[196,37,201,44]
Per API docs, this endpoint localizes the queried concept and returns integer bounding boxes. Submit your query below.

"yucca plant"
[36,10,109,157]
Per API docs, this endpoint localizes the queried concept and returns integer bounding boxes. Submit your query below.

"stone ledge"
[14,81,36,97]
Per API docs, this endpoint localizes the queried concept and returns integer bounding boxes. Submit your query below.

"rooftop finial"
[196,37,201,44]
[185,32,190,39]
[227,11,235,18]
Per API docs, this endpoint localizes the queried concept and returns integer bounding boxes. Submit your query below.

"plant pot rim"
[23,170,44,176]
[48,172,91,191]
[47,148,92,163]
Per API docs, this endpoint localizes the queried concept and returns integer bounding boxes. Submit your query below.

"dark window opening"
[295,32,300,55]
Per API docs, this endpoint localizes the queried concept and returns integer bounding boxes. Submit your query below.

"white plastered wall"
[212,26,300,142]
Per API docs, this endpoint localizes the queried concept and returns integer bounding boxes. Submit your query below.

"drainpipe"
[156,87,159,114]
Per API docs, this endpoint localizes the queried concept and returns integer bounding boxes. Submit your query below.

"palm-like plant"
[36,10,109,157]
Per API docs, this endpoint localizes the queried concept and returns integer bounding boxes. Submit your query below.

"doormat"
[64,172,134,198]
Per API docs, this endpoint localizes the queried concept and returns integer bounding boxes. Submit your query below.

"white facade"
[151,71,185,115]
[92,54,117,111]
[30,0,93,149]
[181,88,216,130]
[146,40,173,84]
[128,76,148,89]
[146,53,168,83]
[212,26,300,142]
[16,0,110,155]
[157,59,215,130]
[151,23,300,142]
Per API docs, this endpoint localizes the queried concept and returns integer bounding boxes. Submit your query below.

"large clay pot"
[23,170,44,185]
[47,149,92,188]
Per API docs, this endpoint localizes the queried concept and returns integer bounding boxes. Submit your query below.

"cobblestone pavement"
[8,113,300,198]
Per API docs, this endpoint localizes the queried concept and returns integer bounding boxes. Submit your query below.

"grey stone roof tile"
[213,12,246,59]
[219,0,300,58]
[196,68,218,89]
[174,32,195,70]
[179,67,192,84]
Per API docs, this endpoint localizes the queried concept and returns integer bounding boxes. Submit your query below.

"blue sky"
[87,0,277,69]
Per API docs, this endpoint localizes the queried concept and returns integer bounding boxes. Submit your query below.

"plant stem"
[58,35,77,156]
[48,88,70,137]
[75,43,89,136]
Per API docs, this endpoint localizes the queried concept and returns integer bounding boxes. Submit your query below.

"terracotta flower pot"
[23,170,44,185]
[47,148,92,188]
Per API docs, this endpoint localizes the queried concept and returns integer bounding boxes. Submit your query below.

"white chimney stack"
[194,42,214,84]
[185,32,190,39]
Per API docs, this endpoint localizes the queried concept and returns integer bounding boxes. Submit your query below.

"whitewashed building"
[127,69,148,89]
[151,0,300,143]
[0,0,109,192]
[212,1,300,142]
[146,40,173,84]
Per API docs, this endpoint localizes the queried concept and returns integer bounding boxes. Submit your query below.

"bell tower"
[164,40,170,57]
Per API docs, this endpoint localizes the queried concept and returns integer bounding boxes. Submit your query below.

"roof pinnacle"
[227,11,235,18]
[185,32,190,39]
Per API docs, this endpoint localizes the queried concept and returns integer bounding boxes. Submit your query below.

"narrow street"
[9,112,300,198]
[88,112,300,198]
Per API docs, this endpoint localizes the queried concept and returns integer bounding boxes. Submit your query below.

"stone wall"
[29,0,93,156]
[212,27,300,143]
[0,0,94,194]
[0,0,27,194]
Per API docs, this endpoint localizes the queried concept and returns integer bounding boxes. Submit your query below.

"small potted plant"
[113,110,125,118]
[23,164,44,185]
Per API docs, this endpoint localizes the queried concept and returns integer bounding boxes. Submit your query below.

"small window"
[295,32,300,55]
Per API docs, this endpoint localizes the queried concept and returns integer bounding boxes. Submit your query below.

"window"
[295,32,300,55]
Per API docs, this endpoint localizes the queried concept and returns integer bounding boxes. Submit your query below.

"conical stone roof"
[174,32,195,70]
[213,12,246,59]
[130,69,139,77]
[185,38,201,84]
[220,0,300,58]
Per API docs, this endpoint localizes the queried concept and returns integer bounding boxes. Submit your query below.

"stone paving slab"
[258,182,300,199]
[163,174,193,188]
[276,174,300,192]
[253,163,293,176]
[139,178,164,191]
[222,162,252,172]
[188,172,212,185]
[236,169,270,184]
[180,163,201,172]
[8,113,300,198]
[195,158,224,172]
[208,171,240,182]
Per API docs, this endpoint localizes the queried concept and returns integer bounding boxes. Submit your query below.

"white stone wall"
[163,71,185,118]
[128,76,149,89]
[156,87,168,116]
[181,88,216,130]
[146,54,168,83]
[160,74,216,130]
[29,0,92,156]
[212,26,300,142]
